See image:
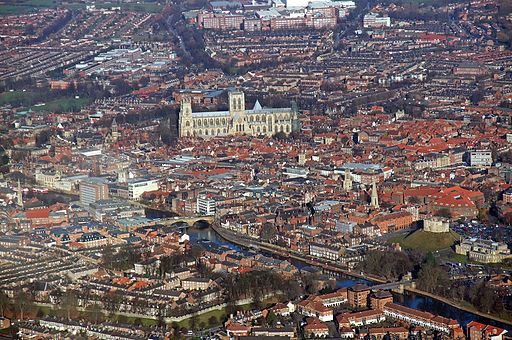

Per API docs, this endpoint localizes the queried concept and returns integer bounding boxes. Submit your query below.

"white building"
[197,194,216,215]
[363,13,391,28]
[285,0,310,8]
[469,149,492,167]
[127,178,159,200]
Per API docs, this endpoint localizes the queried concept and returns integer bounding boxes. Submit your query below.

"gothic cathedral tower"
[179,97,193,137]
[229,91,247,135]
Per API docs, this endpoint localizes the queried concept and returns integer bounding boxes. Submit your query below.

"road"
[166,13,191,59]
[334,0,370,50]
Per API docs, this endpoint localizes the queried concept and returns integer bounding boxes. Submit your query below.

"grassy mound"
[388,229,460,252]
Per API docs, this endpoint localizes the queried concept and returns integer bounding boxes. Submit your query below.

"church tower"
[371,181,379,208]
[179,97,193,137]
[111,118,119,143]
[17,179,23,208]
[229,91,247,135]
[291,101,301,133]
[343,169,352,191]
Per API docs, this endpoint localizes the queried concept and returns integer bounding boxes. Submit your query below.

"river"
[146,211,511,331]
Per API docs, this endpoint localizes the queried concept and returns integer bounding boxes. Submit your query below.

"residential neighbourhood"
[1,0,512,338]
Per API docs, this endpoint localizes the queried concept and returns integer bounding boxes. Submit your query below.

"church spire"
[111,117,119,143]
[371,181,379,208]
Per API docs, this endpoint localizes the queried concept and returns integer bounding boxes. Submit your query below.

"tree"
[85,303,104,324]
[0,154,9,167]
[118,314,128,324]
[251,289,262,310]
[14,290,33,320]
[470,90,484,106]
[417,265,449,294]
[60,290,78,320]
[207,315,217,326]
[111,79,133,96]
[260,223,277,242]
[35,129,52,147]
[189,314,199,331]
[425,252,436,266]
[0,290,9,317]
[266,311,277,327]
[471,282,501,314]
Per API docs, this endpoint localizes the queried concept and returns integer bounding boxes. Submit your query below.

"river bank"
[206,223,512,330]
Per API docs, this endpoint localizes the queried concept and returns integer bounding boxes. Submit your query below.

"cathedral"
[178,91,300,138]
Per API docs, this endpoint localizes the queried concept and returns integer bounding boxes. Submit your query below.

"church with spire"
[179,90,300,138]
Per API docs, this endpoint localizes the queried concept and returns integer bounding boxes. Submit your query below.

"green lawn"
[31,297,280,330]
[0,0,57,15]
[177,308,226,328]
[118,315,158,326]
[443,252,470,264]
[388,229,460,252]
[29,97,92,113]
[0,91,39,106]
[177,298,278,329]
[63,2,163,13]
[0,0,162,15]
[37,305,53,315]
[1,91,91,113]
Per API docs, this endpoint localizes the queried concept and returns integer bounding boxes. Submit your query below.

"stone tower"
[298,153,306,166]
[291,101,301,133]
[343,169,352,191]
[117,165,128,184]
[111,117,119,143]
[229,91,247,134]
[371,181,379,208]
[17,179,23,208]
[179,97,193,137]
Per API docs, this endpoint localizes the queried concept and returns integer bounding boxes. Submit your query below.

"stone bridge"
[371,280,416,293]
[157,215,215,228]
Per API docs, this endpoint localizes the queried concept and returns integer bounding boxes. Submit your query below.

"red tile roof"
[25,208,50,219]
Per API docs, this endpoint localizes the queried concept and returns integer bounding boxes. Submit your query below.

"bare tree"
[0,290,9,317]
[60,291,78,320]
[15,290,33,320]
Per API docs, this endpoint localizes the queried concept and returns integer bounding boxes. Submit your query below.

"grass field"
[177,297,280,328]
[60,2,163,13]
[0,0,162,15]
[0,91,39,106]
[1,90,92,113]
[31,298,278,330]
[0,0,57,15]
[388,229,460,252]
[177,308,227,328]
[29,97,92,113]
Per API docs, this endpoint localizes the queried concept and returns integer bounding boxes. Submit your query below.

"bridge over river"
[155,215,214,227]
